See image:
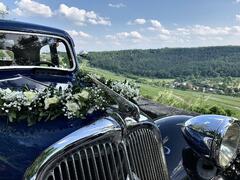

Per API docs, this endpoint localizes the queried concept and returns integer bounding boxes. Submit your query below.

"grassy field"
[81,62,240,119]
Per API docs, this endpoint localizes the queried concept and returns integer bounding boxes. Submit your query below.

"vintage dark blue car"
[0,20,240,180]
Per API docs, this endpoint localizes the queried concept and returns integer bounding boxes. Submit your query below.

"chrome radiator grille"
[45,143,128,180]
[37,127,169,180]
[126,129,168,180]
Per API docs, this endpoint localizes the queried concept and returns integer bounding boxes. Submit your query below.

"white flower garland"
[0,74,139,126]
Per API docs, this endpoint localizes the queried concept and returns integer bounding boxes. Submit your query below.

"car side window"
[40,41,71,69]
[40,45,51,65]
[56,41,71,69]
[0,49,14,66]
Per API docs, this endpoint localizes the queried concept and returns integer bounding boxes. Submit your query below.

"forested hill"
[86,46,240,78]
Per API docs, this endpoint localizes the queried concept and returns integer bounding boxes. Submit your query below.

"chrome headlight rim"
[212,120,240,169]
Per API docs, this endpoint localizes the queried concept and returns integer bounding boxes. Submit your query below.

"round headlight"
[219,123,240,168]
[182,115,240,169]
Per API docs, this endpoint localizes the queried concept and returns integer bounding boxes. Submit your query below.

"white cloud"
[13,0,53,17]
[150,20,162,28]
[176,25,238,36]
[191,25,230,35]
[108,3,126,8]
[236,14,240,22]
[67,30,91,38]
[176,28,190,35]
[116,31,142,39]
[236,0,240,3]
[106,31,143,45]
[142,23,240,48]
[129,31,143,39]
[159,34,170,40]
[214,37,224,41]
[81,23,240,50]
[78,31,91,38]
[149,19,170,35]
[59,4,111,26]
[0,2,8,15]
[128,18,146,25]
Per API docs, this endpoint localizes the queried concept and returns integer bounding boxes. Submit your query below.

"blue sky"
[1,0,240,51]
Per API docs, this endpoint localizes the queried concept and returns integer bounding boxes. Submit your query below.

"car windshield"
[0,32,74,70]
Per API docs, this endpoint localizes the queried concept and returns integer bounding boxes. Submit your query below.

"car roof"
[0,20,74,45]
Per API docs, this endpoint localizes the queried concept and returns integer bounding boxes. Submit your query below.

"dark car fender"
[154,115,193,179]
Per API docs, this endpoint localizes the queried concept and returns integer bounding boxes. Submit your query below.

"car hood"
[0,112,105,180]
[0,73,74,90]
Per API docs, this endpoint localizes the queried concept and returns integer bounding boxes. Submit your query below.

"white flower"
[44,96,59,109]
[2,90,23,101]
[111,81,139,99]
[65,101,80,114]
[24,91,37,102]
[23,91,38,106]
[73,90,89,100]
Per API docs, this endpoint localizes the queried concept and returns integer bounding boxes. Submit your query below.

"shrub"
[155,89,235,117]
[208,105,226,115]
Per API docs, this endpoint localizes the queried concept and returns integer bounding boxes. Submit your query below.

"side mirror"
[182,115,240,169]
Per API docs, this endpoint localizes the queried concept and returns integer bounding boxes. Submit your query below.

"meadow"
[81,61,240,119]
